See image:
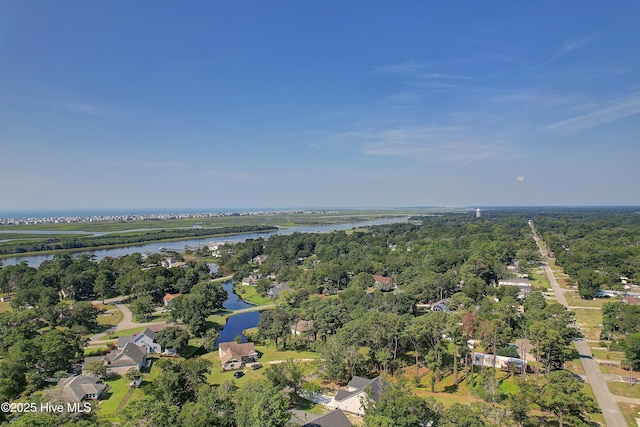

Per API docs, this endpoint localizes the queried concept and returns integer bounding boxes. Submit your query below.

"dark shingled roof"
[302,409,352,427]
[335,376,382,402]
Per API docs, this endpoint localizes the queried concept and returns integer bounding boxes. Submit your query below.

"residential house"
[334,376,382,416]
[84,342,147,376]
[301,409,352,427]
[162,258,187,269]
[497,278,531,299]
[430,298,451,312]
[252,254,268,265]
[291,320,314,336]
[267,283,291,299]
[218,342,259,371]
[623,296,640,305]
[163,293,182,306]
[471,352,528,373]
[117,328,162,354]
[372,275,394,291]
[57,376,107,401]
[241,275,259,286]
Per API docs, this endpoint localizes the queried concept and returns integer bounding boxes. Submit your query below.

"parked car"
[233,371,244,378]
[251,363,262,370]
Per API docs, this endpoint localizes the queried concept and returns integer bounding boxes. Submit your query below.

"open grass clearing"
[98,376,131,421]
[608,381,640,399]
[97,310,123,326]
[592,348,625,361]
[201,345,319,386]
[110,326,152,339]
[233,283,272,306]
[564,359,586,376]
[572,308,603,341]
[0,301,12,312]
[565,292,608,308]
[618,402,640,427]
[294,399,328,415]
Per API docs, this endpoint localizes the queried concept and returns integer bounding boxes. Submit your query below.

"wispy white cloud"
[544,91,640,133]
[539,35,596,67]
[361,126,509,164]
[373,61,475,80]
[325,125,515,164]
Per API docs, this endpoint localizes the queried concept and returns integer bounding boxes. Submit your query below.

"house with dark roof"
[301,409,352,427]
[104,342,147,375]
[117,328,162,354]
[218,342,259,371]
[57,375,107,401]
[267,282,291,299]
[84,342,147,377]
[334,376,382,415]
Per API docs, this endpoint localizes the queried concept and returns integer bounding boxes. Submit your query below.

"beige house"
[218,342,258,371]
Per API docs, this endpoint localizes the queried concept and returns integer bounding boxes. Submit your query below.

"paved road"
[88,303,167,343]
[531,222,627,427]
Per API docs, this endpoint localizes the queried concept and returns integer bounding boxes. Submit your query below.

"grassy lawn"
[592,348,625,361]
[201,345,319,386]
[0,301,12,312]
[84,347,109,356]
[565,292,608,308]
[98,376,131,421]
[295,399,328,415]
[530,269,551,290]
[608,381,640,399]
[618,402,640,427]
[565,359,586,376]
[234,284,272,306]
[110,326,151,339]
[580,383,606,426]
[97,310,123,326]
[572,308,603,340]
[206,312,231,330]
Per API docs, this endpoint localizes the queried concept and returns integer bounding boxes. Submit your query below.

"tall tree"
[234,380,291,427]
[537,370,598,427]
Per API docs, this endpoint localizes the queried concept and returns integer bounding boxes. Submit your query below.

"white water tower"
[476,208,481,218]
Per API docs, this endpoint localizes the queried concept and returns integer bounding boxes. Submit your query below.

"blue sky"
[1,1,639,210]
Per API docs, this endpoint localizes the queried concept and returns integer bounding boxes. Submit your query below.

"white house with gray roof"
[334,376,382,416]
[117,328,162,354]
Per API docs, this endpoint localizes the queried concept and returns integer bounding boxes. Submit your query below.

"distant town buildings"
[0,209,339,226]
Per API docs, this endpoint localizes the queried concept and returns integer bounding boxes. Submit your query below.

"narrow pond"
[216,280,262,346]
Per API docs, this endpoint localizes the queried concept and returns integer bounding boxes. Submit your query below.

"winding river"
[1,217,408,267]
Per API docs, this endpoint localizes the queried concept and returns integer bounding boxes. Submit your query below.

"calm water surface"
[1,217,408,267]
